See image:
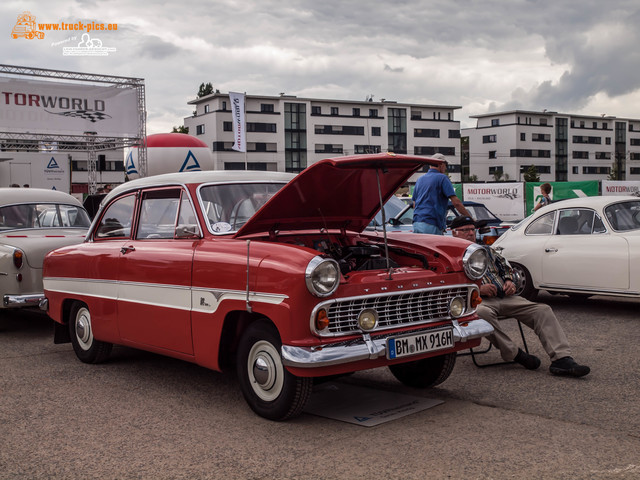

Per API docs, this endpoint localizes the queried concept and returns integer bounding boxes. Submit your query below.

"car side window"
[136,189,181,239]
[175,194,201,238]
[525,211,555,235]
[95,194,136,239]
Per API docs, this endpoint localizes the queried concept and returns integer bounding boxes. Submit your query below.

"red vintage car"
[42,153,492,420]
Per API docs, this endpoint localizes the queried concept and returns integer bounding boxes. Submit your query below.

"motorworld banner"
[0,77,139,137]
[229,91,246,153]
[525,181,599,215]
[601,180,640,196]
[462,182,524,222]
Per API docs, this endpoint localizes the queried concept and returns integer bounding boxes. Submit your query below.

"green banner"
[525,181,599,215]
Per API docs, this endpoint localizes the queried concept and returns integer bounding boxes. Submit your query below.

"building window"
[204,104,210,114]
[314,125,365,135]
[521,165,551,174]
[483,135,497,143]
[491,119,500,126]
[595,152,611,160]
[510,149,551,157]
[631,153,640,160]
[630,167,640,174]
[411,111,422,120]
[311,106,321,115]
[248,142,277,152]
[330,107,339,116]
[521,133,526,141]
[260,103,275,113]
[315,144,343,154]
[606,137,612,145]
[224,162,269,171]
[489,166,503,174]
[414,128,440,138]
[414,146,455,156]
[369,109,379,118]
[593,122,598,129]
[247,123,277,133]
[352,108,360,117]
[572,151,589,159]
[532,133,551,142]
[196,124,205,135]
[371,127,381,136]
[630,139,640,146]
[540,118,548,126]
[448,130,460,138]
[222,101,227,111]
[489,151,497,159]
[573,166,579,174]
[583,166,610,174]
[354,145,381,154]
[212,141,233,151]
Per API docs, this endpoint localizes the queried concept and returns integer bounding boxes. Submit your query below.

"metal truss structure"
[0,64,147,193]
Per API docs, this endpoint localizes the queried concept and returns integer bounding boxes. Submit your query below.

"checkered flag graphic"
[45,110,112,123]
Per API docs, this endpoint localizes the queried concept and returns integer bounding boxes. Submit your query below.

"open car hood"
[235,153,442,237]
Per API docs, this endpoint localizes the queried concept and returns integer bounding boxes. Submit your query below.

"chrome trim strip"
[538,284,640,296]
[282,318,493,368]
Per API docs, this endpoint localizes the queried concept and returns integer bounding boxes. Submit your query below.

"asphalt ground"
[1,292,639,479]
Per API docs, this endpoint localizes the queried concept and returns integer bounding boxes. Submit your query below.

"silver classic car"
[0,188,91,309]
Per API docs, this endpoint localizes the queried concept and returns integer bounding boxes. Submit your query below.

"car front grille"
[314,285,475,337]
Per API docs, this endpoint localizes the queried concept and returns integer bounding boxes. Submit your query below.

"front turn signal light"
[315,308,330,331]
[470,289,482,308]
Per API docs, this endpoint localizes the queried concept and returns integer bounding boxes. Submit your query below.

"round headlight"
[357,309,378,331]
[449,296,465,318]
[305,256,340,297]
[462,244,488,280]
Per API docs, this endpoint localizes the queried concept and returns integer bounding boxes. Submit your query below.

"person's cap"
[431,153,446,161]
[450,215,476,229]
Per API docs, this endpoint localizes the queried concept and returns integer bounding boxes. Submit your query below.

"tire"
[511,263,538,301]
[236,320,312,421]
[68,302,112,364]
[388,352,457,388]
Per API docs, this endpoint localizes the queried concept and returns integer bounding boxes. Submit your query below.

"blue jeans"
[413,222,444,235]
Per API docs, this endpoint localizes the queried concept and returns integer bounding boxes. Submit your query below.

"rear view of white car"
[0,188,91,309]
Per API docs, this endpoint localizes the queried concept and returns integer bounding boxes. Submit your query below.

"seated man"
[451,216,590,377]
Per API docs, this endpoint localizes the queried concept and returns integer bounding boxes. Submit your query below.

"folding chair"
[461,316,530,368]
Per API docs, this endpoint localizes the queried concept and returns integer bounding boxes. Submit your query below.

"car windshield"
[604,200,640,231]
[371,196,413,227]
[198,182,286,233]
[0,203,91,231]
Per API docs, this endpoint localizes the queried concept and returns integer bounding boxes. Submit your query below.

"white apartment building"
[463,110,640,182]
[184,93,463,182]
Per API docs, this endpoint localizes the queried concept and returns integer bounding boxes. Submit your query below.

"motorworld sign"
[0,76,138,136]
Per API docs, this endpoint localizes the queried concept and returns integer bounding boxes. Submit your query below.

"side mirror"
[175,225,200,239]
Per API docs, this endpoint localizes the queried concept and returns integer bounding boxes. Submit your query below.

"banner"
[0,77,139,137]
[525,181,599,215]
[601,180,640,196]
[229,92,246,153]
[462,182,525,222]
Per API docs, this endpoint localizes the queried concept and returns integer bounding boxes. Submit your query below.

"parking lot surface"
[1,293,639,479]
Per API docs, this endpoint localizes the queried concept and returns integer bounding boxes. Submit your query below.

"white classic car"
[492,196,640,300]
[0,188,91,309]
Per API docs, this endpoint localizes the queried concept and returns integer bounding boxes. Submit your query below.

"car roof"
[0,188,83,206]
[537,195,639,210]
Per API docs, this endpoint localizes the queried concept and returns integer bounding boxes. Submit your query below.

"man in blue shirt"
[412,154,471,234]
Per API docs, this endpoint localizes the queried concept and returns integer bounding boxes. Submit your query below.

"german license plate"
[387,328,454,360]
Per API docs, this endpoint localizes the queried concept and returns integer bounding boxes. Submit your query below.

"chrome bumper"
[3,293,45,308]
[281,318,494,369]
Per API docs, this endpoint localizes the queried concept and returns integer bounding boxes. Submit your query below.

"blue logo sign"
[47,157,60,169]
[125,151,138,175]
[179,150,202,172]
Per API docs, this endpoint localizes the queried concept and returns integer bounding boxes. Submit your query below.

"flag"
[229,92,246,153]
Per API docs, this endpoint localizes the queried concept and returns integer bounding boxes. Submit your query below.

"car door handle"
[544,248,558,253]
[120,245,135,254]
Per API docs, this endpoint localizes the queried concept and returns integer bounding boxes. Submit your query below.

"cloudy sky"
[2,0,639,134]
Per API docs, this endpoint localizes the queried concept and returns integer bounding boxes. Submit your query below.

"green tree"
[523,164,540,182]
[172,125,189,133]
[608,162,618,180]
[197,82,214,98]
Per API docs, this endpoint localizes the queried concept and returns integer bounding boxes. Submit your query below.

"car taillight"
[13,249,24,269]
[483,236,497,245]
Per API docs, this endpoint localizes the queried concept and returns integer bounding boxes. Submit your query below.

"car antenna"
[376,167,393,280]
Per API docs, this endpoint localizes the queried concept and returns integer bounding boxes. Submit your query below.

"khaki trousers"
[476,295,572,362]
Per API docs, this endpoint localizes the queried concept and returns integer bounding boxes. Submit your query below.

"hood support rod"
[376,168,393,280]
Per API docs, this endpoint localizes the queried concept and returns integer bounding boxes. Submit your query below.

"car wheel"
[236,320,313,421]
[388,352,456,388]
[68,302,112,364]
[511,263,538,301]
